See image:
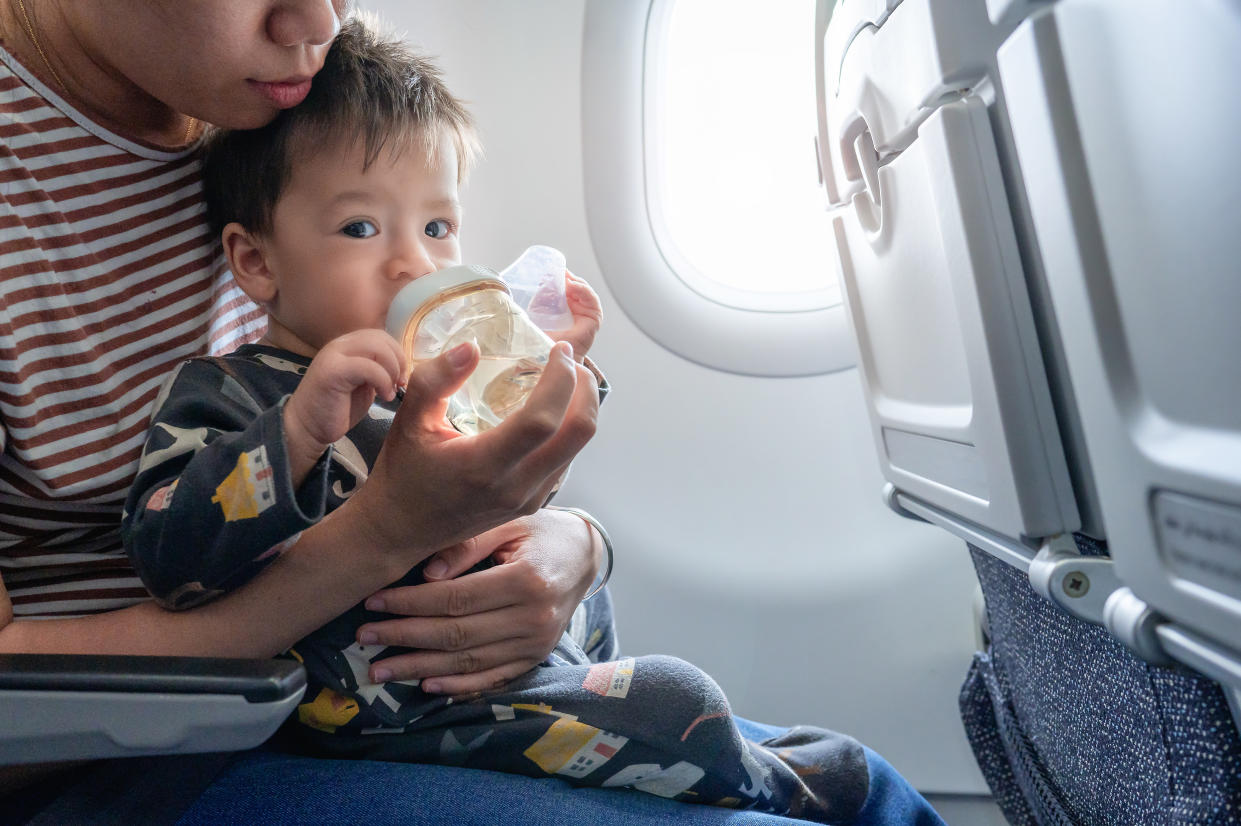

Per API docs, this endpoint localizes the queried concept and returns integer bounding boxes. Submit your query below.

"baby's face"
[259,133,463,356]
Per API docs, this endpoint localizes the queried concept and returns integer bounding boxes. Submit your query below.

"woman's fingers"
[354,339,596,559]
[514,360,598,480]
[365,629,545,687]
[473,341,579,469]
[364,562,520,624]
[358,547,575,685]
[396,341,479,429]
[417,660,544,698]
[420,520,528,581]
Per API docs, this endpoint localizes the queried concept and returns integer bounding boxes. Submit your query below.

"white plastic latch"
[1028,534,1116,624]
[838,115,883,234]
[1028,534,1168,664]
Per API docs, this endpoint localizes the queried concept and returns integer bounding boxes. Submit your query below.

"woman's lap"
[3,716,942,825]
[174,718,944,826]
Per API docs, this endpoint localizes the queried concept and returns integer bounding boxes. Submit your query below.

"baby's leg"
[296,654,869,823]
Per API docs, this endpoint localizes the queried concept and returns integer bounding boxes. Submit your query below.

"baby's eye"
[341,220,377,239]
[425,219,453,239]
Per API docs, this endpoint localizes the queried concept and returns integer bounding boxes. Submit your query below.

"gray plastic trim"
[1028,535,1124,627]
[0,687,304,765]
[890,488,1037,573]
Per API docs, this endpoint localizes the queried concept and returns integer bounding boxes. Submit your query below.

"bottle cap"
[385,264,508,340]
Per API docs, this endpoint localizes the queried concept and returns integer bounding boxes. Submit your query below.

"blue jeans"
[177,718,945,825]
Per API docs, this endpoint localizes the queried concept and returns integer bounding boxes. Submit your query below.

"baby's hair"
[202,14,480,239]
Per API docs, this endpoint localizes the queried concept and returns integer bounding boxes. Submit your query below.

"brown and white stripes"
[0,49,265,618]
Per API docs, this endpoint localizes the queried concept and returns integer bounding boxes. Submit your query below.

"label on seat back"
[1154,491,1241,602]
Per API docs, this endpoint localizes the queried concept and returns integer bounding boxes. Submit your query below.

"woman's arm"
[0,340,597,659]
[0,504,407,657]
[0,570,12,630]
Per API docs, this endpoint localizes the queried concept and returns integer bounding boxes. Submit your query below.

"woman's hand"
[347,339,599,565]
[355,508,602,695]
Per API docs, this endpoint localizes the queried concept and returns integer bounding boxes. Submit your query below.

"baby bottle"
[386,264,556,435]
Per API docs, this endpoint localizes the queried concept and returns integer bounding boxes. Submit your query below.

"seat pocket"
[960,651,1080,826]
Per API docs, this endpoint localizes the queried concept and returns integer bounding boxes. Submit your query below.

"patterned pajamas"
[123,345,869,823]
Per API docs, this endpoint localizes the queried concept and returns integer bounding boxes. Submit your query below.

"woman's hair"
[202,15,481,239]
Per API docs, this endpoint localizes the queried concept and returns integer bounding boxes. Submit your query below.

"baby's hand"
[283,329,406,485]
[547,272,602,363]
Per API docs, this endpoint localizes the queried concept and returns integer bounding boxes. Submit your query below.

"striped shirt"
[0,48,266,618]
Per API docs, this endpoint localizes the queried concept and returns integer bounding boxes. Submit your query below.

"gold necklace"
[15,0,198,145]
[15,0,65,91]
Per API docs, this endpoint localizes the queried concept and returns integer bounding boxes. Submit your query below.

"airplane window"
[582,0,855,377]
[647,0,840,310]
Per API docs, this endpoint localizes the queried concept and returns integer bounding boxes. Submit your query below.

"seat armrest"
[0,654,306,766]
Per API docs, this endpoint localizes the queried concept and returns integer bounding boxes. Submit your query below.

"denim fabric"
[0,753,235,826]
[961,543,1241,825]
[175,718,945,825]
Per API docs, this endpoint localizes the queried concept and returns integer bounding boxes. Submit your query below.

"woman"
[0,0,601,692]
[0,3,941,823]
[1,0,602,794]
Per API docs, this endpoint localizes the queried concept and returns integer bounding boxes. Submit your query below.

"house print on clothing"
[524,717,628,778]
[298,686,362,733]
[211,445,276,521]
[602,760,708,798]
[583,656,635,698]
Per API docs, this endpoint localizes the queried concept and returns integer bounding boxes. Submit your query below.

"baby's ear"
[222,223,278,305]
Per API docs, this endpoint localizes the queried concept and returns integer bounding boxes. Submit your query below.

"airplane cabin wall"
[363,0,990,796]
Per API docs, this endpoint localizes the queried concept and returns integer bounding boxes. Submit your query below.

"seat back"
[996,0,1241,704]
[818,0,1086,553]
[817,0,1241,820]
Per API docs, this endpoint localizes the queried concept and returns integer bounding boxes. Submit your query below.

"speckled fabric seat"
[960,538,1241,825]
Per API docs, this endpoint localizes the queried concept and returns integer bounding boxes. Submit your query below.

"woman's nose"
[267,0,341,49]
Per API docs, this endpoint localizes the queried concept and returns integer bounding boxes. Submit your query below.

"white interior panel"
[998,1,1241,654]
[821,0,1008,196]
[362,0,990,794]
[828,51,1078,541]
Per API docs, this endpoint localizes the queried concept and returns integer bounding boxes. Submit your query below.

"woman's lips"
[249,78,312,108]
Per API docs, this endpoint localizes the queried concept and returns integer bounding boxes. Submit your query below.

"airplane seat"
[817,0,1241,820]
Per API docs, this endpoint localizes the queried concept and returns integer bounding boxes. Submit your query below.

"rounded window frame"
[583,0,855,377]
